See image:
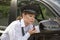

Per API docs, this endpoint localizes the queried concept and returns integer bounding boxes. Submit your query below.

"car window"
[40,3,56,20]
[0,1,11,29]
[51,0,60,7]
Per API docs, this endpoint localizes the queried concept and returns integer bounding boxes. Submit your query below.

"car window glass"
[40,3,56,20]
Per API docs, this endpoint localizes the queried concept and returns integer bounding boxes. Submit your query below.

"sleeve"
[1,21,17,40]
[1,33,10,40]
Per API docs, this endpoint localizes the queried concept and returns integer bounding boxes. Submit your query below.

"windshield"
[43,0,60,16]
[50,0,60,7]
[54,0,60,4]
[56,0,60,4]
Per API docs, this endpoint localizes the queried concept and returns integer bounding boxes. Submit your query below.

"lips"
[30,21,33,22]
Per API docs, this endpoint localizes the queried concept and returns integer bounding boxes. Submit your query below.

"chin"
[29,22,33,24]
[28,21,33,24]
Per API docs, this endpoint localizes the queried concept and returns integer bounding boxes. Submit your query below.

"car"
[0,0,60,40]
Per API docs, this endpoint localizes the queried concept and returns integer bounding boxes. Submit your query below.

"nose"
[31,17,35,21]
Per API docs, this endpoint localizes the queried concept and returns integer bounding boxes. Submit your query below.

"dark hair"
[20,4,40,15]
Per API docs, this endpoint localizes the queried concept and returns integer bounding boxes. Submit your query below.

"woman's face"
[22,13,35,25]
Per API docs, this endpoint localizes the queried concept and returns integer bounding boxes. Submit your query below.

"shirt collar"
[20,19,25,27]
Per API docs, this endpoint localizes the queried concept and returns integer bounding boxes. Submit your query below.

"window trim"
[40,1,59,17]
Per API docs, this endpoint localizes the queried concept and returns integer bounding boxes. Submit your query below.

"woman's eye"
[30,15,34,17]
[30,16,32,17]
[28,14,35,18]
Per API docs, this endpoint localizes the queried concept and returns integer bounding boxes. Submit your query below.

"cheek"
[25,17,31,23]
[24,15,35,24]
[28,17,35,23]
[24,16,30,22]
[26,17,31,22]
[25,15,30,20]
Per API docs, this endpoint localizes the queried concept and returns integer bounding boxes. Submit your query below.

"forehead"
[23,11,36,15]
[24,13,35,16]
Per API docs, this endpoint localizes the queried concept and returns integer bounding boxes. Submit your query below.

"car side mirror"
[39,19,60,32]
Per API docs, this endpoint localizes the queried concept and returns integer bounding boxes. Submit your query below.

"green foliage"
[0,5,10,18]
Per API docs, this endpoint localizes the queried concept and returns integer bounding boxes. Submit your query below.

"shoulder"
[8,20,21,28]
[4,20,21,33]
[8,20,21,26]
[11,20,20,24]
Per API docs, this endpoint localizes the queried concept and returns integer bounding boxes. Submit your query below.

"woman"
[1,4,40,40]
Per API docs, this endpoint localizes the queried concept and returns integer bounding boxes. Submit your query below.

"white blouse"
[1,19,33,40]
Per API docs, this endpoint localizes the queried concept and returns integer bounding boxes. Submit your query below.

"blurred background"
[0,0,60,40]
